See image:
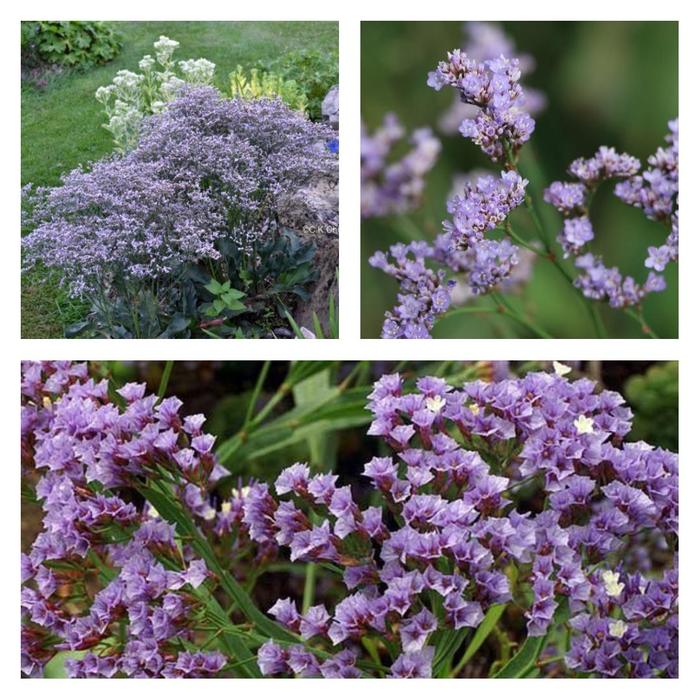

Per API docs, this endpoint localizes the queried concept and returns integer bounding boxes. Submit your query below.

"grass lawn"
[21,21,339,338]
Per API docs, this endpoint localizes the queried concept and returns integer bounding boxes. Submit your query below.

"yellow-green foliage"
[229,65,308,114]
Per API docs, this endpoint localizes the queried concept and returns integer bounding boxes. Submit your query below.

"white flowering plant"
[95,35,217,152]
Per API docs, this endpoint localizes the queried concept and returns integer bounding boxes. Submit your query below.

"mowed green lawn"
[21,21,339,337]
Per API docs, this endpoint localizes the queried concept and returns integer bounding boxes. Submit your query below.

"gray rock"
[322,84,339,127]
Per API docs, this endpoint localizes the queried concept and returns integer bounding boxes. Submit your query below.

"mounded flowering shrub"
[22,87,338,338]
[363,22,677,339]
[21,361,677,678]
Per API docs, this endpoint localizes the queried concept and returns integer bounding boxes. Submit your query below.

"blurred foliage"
[255,48,339,121]
[361,21,678,338]
[21,21,122,72]
[624,361,678,450]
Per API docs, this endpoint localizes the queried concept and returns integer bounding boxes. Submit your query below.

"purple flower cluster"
[438,22,546,135]
[370,171,527,336]
[427,50,535,162]
[369,242,454,339]
[247,368,677,678]
[566,565,678,677]
[22,87,337,301]
[615,120,678,222]
[544,122,678,309]
[434,232,520,296]
[361,114,441,218]
[443,171,527,249]
[20,361,232,678]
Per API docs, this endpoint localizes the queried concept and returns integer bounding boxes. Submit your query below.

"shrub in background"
[22,87,338,338]
[624,361,678,450]
[229,65,308,115]
[21,21,122,72]
[256,49,339,121]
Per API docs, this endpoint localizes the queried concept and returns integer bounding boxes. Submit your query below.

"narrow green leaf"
[493,634,546,678]
[139,484,294,645]
[451,604,506,677]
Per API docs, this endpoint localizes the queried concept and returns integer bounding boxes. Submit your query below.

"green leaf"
[493,634,546,678]
[205,279,224,295]
[138,484,294,646]
[451,604,506,677]
[64,320,91,338]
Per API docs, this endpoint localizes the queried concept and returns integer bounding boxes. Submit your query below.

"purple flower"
[362,114,441,218]
[428,51,535,162]
[257,641,288,675]
[369,241,455,339]
[390,648,435,678]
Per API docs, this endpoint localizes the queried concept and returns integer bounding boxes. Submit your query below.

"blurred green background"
[361,22,678,338]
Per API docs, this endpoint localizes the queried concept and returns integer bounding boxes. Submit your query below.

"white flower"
[179,58,216,85]
[608,620,628,638]
[221,502,232,514]
[553,361,572,376]
[139,54,156,72]
[425,395,446,413]
[95,84,115,103]
[203,506,217,521]
[160,76,186,101]
[601,570,625,597]
[153,35,180,52]
[574,414,594,434]
[154,35,180,66]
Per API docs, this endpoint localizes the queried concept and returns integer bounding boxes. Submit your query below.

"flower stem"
[508,144,607,339]
[302,562,317,613]
[490,291,553,339]
[157,360,174,399]
[623,307,660,339]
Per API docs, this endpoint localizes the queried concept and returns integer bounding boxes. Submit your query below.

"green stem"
[508,143,607,339]
[244,360,271,425]
[302,562,317,614]
[157,361,174,400]
[491,292,552,339]
[623,307,660,339]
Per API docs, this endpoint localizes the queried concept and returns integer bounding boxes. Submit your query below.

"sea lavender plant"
[21,361,678,678]
[438,22,546,135]
[369,169,528,337]
[427,50,535,163]
[22,87,337,336]
[21,361,228,677]
[252,365,677,678]
[361,113,441,218]
[365,25,677,338]
[369,241,454,338]
[544,121,678,313]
